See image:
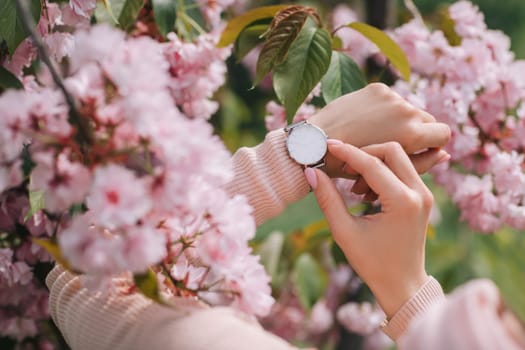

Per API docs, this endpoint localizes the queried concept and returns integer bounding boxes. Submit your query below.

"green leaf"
[293,252,328,311]
[32,238,75,272]
[0,65,23,90]
[439,7,462,46]
[134,269,163,303]
[347,22,411,81]
[273,19,332,120]
[21,144,35,177]
[321,51,366,104]
[175,0,206,41]
[0,0,41,56]
[97,0,144,29]
[254,9,309,86]
[24,190,45,222]
[256,231,285,281]
[152,0,176,37]
[218,5,290,47]
[118,0,144,29]
[331,241,347,264]
[99,0,119,24]
[234,22,269,62]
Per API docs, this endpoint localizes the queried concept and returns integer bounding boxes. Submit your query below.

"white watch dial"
[287,123,327,165]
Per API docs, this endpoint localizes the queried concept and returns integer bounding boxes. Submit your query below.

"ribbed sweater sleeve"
[381,276,445,340]
[46,266,296,350]
[224,129,311,225]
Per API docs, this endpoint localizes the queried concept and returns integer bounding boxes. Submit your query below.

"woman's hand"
[308,83,451,178]
[304,142,432,318]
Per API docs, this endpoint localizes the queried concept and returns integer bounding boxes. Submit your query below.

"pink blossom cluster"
[330,5,377,66]
[69,0,96,18]
[0,189,53,342]
[2,1,89,79]
[261,265,357,345]
[196,0,248,28]
[337,301,391,349]
[164,33,231,119]
[261,263,389,349]
[391,1,525,232]
[0,23,273,319]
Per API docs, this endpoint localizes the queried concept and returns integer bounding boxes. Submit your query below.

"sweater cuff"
[225,129,311,226]
[380,276,445,340]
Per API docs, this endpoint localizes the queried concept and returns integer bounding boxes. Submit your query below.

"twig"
[403,0,425,26]
[15,0,93,151]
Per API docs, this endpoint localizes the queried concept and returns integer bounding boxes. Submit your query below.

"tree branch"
[15,0,94,151]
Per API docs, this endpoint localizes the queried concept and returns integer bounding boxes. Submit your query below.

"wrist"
[374,271,429,319]
[380,275,445,340]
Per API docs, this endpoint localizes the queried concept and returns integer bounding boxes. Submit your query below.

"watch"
[284,120,328,168]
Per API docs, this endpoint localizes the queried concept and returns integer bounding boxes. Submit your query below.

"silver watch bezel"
[284,120,328,168]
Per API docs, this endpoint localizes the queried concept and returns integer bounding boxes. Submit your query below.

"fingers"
[409,148,450,173]
[305,168,355,236]
[331,142,424,191]
[343,145,450,196]
[326,143,409,200]
[404,122,451,153]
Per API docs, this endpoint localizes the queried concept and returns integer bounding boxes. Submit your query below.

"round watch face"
[286,123,327,165]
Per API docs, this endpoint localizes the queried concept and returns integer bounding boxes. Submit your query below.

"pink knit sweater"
[46,130,444,349]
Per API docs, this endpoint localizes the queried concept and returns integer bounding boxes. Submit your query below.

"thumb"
[305,168,355,241]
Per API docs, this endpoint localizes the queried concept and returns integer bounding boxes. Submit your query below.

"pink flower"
[449,1,486,38]
[392,3,525,232]
[86,165,152,229]
[30,151,91,213]
[0,317,38,340]
[0,162,23,194]
[490,152,525,195]
[59,213,139,274]
[265,101,287,131]
[61,3,91,29]
[43,32,75,61]
[69,24,126,72]
[164,33,230,119]
[306,299,334,334]
[170,257,207,290]
[2,39,36,78]
[0,249,33,287]
[331,5,376,66]
[336,302,385,335]
[264,100,317,131]
[222,253,274,317]
[120,226,166,273]
[69,0,96,18]
[363,330,393,350]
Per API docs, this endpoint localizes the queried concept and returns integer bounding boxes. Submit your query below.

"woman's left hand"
[307,83,451,179]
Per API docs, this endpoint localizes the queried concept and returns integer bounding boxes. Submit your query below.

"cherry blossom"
[391,1,525,232]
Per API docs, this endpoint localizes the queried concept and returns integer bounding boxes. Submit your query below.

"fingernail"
[304,167,318,189]
[327,139,343,145]
[437,152,451,164]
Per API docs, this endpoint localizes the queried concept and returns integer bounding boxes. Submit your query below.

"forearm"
[225,129,310,226]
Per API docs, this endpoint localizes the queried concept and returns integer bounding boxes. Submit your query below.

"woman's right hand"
[304,141,432,319]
